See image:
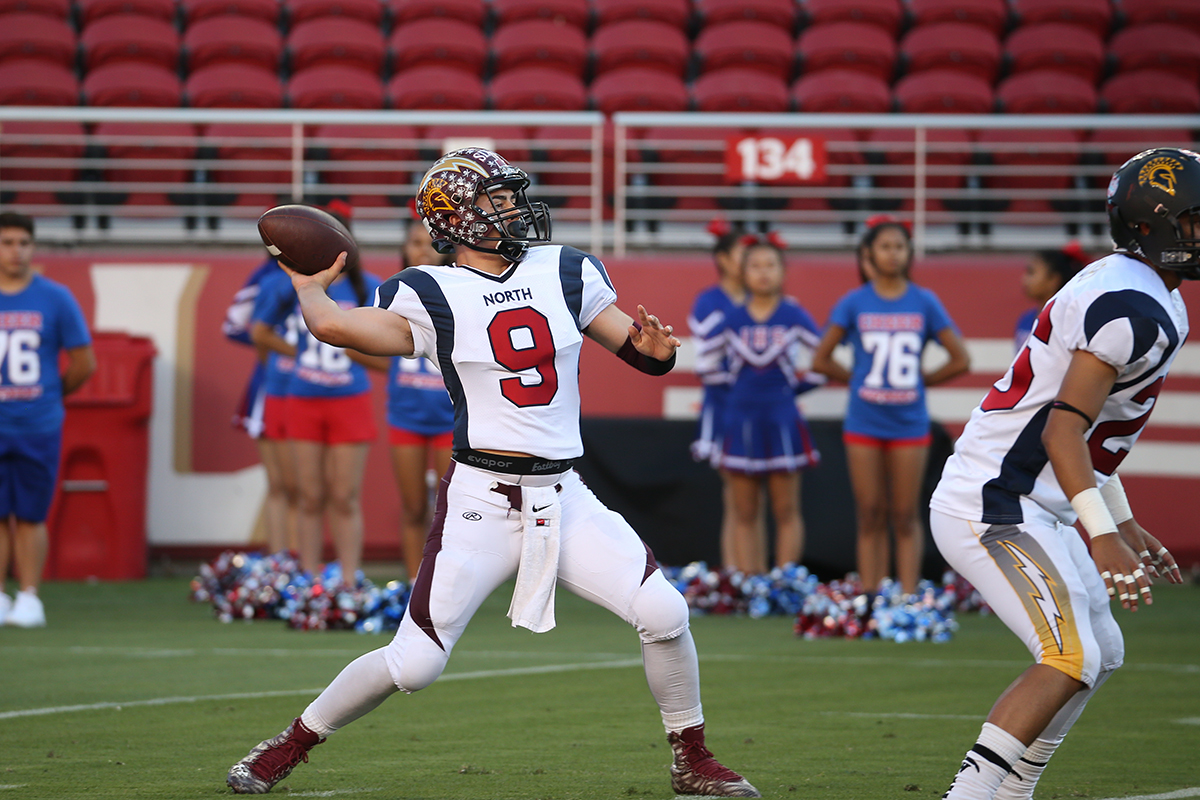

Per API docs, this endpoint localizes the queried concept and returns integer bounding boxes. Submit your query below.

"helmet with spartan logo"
[415,147,551,263]
[1107,147,1200,280]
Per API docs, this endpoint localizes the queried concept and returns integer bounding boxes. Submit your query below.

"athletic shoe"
[227,717,324,794]
[668,725,761,798]
[0,592,11,625]
[7,590,45,627]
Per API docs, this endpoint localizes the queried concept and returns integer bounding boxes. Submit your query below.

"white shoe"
[7,590,45,627]
[0,592,10,625]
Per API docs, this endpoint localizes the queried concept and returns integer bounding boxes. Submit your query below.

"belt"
[454,448,578,476]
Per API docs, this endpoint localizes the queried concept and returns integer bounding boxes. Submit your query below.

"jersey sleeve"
[251,273,294,327]
[921,288,957,340]
[1076,289,1178,379]
[578,252,618,329]
[377,271,435,360]
[55,284,91,350]
[826,291,856,338]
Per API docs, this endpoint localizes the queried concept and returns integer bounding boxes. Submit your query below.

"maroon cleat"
[668,725,761,798]
[227,717,324,794]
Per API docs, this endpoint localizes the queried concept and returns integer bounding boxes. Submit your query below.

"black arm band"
[617,335,676,375]
[1050,400,1095,428]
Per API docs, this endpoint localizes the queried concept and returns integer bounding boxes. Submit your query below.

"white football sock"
[302,648,398,736]
[944,723,1027,800]
[642,630,704,733]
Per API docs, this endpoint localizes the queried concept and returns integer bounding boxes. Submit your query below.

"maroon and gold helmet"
[415,147,551,262]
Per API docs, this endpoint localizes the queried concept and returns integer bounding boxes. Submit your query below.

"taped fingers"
[1100,570,1115,598]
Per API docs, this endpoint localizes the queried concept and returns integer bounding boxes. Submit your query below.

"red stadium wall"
[34,249,1200,570]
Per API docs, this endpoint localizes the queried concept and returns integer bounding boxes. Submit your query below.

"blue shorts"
[0,428,62,522]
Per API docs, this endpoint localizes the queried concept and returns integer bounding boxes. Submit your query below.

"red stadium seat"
[491,67,586,110]
[424,124,531,162]
[1101,70,1200,115]
[286,0,383,26]
[83,62,182,106]
[183,15,282,72]
[186,63,284,106]
[866,127,971,212]
[908,0,1007,34]
[696,0,795,32]
[0,121,84,207]
[1088,128,1195,167]
[93,121,197,207]
[288,18,385,73]
[77,0,175,24]
[782,127,864,212]
[592,20,689,78]
[592,0,688,30]
[532,123,611,209]
[387,66,485,109]
[1122,0,1200,34]
[796,22,896,82]
[492,20,587,78]
[900,22,1001,81]
[491,0,588,29]
[997,70,1097,113]
[638,126,731,211]
[792,68,891,112]
[311,123,419,208]
[977,128,1081,213]
[181,0,278,25]
[1110,24,1200,82]
[1011,0,1110,36]
[289,65,384,109]
[802,0,902,35]
[0,0,69,17]
[0,13,75,68]
[693,21,794,80]
[590,67,688,113]
[388,0,484,27]
[81,14,180,71]
[693,67,788,111]
[388,19,487,75]
[0,58,77,103]
[893,70,993,113]
[203,122,293,207]
[1004,23,1105,82]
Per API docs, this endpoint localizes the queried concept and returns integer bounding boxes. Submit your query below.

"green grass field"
[2,576,1197,800]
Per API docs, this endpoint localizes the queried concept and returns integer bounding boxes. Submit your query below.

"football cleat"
[227,717,324,794]
[668,725,761,798]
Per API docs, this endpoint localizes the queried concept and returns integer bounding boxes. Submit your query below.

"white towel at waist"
[507,484,561,633]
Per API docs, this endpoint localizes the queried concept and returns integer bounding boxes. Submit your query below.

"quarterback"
[929,147,1191,799]
[225,148,760,797]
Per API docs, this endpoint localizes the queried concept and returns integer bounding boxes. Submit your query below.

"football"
[257,204,358,276]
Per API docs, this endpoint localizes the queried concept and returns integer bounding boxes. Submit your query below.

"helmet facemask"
[467,176,552,262]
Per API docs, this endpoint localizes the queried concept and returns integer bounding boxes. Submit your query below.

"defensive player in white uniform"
[928,147,1192,800]
[226,148,760,797]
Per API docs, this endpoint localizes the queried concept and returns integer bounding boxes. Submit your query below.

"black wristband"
[1051,400,1095,428]
[616,335,676,375]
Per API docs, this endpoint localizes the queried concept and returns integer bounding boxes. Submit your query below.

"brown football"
[257,204,359,276]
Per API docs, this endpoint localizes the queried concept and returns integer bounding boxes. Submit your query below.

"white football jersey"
[376,245,617,460]
[931,253,1189,526]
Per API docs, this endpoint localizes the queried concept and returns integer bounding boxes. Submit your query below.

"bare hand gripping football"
[257,205,359,276]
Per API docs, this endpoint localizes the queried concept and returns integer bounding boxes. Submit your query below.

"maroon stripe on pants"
[641,539,659,585]
[407,461,455,650]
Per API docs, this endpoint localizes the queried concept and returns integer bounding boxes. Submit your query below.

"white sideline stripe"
[1177,718,1200,725]
[821,711,982,720]
[287,790,382,797]
[0,659,644,721]
[1096,789,1200,800]
[0,787,29,791]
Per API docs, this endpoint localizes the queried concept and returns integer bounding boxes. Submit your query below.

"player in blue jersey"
[253,207,383,582]
[715,235,822,572]
[388,218,455,580]
[812,218,970,594]
[229,256,299,555]
[0,211,94,628]
[1014,243,1087,352]
[227,148,759,799]
[687,220,747,568]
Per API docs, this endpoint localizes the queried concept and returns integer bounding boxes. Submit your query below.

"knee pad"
[385,620,451,694]
[629,571,690,644]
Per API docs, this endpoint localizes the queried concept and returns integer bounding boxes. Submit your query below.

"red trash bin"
[45,331,156,581]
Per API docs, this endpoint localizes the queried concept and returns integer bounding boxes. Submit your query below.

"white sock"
[641,630,704,733]
[944,723,1027,800]
[301,648,398,737]
[994,737,1058,800]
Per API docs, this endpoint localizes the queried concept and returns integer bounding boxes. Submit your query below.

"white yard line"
[820,711,983,721]
[285,790,382,797]
[1096,790,1200,800]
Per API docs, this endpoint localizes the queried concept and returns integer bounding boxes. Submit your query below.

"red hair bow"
[1061,240,1087,263]
[707,217,732,238]
[865,213,912,232]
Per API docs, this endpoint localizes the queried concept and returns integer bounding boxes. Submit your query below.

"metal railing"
[2,106,1197,254]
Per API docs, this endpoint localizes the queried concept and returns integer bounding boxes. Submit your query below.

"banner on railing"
[724,134,827,184]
